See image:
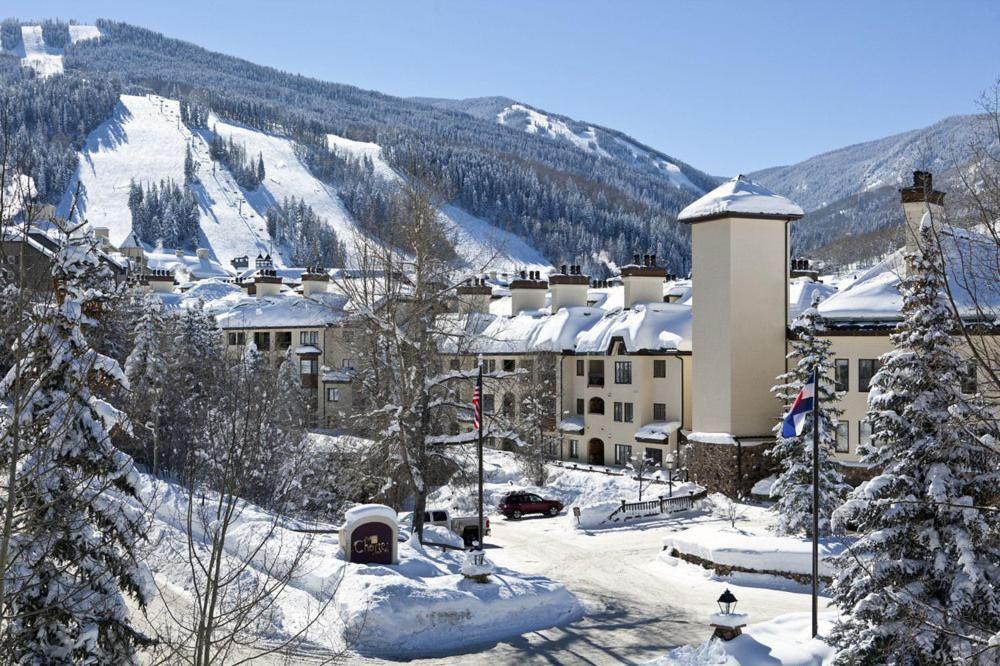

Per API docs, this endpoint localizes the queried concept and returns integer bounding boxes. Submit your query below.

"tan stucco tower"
[679,175,804,441]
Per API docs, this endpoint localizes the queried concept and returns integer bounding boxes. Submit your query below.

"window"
[326,387,340,402]
[835,422,849,453]
[502,394,515,418]
[653,359,666,378]
[481,359,496,373]
[613,402,623,422]
[276,331,292,350]
[644,447,663,466]
[299,359,318,375]
[521,359,534,376]
[614,361,632,384]
[835,359,849,393]
[502,359,516,372]
[576,398,585,415]
[624,402,633,423]
[653,403,666,422]
[253,331,271,351]
[449,359,461,371]
[299,331,318,345]
[342,330,353,342]
[588,397,605,414]
[482,394,495,413]
[614,444,632,466]
[576,359,584,376]
[342,358,355,370]
[569,439,579,459]
[227,331,246,346]
[858,359,879,392]
[961,361,978,395]
[858,420,872,449]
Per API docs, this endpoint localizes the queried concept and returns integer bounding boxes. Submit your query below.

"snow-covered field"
[19,25,63,78]
[138,473,581,660]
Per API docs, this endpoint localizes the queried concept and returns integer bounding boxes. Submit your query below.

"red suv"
[499,492,563,519]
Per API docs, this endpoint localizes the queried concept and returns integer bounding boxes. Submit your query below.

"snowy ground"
[136,473,580,661]
[18,25,64,78]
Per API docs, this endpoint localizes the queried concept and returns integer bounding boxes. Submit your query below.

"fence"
[606,490,702,522]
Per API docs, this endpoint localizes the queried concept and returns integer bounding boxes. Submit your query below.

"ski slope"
[19,25,63,78]
[325,132,551,272]
[57,94,286,266]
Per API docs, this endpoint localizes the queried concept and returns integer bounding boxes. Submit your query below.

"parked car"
[419,509,490,546]
[499,492,563,519]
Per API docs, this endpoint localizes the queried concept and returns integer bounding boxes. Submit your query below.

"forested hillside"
[51,20,716,274]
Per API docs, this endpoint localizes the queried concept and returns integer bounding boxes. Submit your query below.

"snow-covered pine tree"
[124,291,166,470]
[769,293,848,537]
[830,216,1000,664]
[0,231,152,663]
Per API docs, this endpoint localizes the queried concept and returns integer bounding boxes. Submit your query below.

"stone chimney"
[457,277,493,313]
[146,269,175,294]
[254,268,282,298]
[196,248,210,261]
[621,254,666,309]
[93,227,111,248]
[301,267,329,297]
[900,170,945,250]
[549,264,589,312]
[509,270,548,315]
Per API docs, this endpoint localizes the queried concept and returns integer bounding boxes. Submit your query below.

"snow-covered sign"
[339,504,399,565]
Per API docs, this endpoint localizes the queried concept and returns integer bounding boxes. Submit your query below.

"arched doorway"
[587,438,605,466]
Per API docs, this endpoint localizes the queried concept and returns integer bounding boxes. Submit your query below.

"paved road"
[348,511,830,665]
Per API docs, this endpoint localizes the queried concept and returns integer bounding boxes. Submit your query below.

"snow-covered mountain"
[415,96,717,194]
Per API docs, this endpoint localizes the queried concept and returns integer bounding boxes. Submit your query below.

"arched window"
[588,397,605,414]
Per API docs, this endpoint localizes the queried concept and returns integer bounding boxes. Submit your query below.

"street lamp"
[717,589,738,615]
[665,452,676,497]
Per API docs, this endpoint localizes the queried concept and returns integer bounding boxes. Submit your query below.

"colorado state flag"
[781,376,815,438]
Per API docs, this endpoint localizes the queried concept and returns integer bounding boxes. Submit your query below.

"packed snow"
[498,103,611,158]
[69,24,102,43]
[678,174,804,222]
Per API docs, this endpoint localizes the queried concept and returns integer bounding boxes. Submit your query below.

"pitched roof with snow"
[818,224,1000,324]
[575,302,692,353]
[677,175,803,223]
[214,293,347,329]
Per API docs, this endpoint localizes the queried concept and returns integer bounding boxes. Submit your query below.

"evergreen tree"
[0,231,152,662]
[830,217,1000,664]
[256,152,265,185]
[124,292,166,470]
[769,294,848,537]
[184,144,197,183]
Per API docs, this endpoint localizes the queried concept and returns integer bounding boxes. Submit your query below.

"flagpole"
[477,365,485,547]
[811,366,819,638]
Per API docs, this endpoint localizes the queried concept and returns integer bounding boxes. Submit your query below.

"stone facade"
[685,439,779,498]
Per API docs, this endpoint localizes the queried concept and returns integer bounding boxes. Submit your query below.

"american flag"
[472,386,481,430]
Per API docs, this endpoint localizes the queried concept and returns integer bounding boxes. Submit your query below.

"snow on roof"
[788,278,837,319]
[295,344,321,355]
[686,432,738,446]
[443,306,606,355]
[818,224,1000,323]
[118,231,144,250]
[558,416,585,433]
[575,302,692,353]
[146,250,231,280]
[634,421,681,442]
[215,293,346,329]
[677,175,804,223]
[322,368,355,383]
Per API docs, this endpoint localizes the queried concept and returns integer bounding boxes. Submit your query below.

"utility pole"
[811,366,820,638]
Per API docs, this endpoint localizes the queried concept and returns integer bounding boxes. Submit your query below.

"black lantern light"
[717,589,738,615]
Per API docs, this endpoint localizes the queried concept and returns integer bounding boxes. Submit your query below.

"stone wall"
[685,439,778,498]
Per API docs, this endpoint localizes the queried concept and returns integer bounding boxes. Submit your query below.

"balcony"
[587,375,605,387]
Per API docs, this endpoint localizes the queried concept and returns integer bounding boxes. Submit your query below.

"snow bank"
[661,524,850,577]
[649,612,837,665]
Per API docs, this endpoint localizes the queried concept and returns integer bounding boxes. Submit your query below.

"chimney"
[93,227,110,247]
[146,269,175,294]
[621,253,666,308]
[175,249,185,259]
[301,267,329,297]
[899,170,945,250]
[509,270,547,315]
[457,277,492,313]
[254,268,282,298]
[549,264,589,312]
[196,248,210,261]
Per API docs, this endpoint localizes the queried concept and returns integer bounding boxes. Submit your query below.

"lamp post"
[710,589,749,641]
[665,452,676,497]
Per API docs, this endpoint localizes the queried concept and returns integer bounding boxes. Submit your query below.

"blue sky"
[7,1,999,174]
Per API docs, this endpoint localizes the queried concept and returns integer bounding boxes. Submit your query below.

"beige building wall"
[692,217,788,437]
